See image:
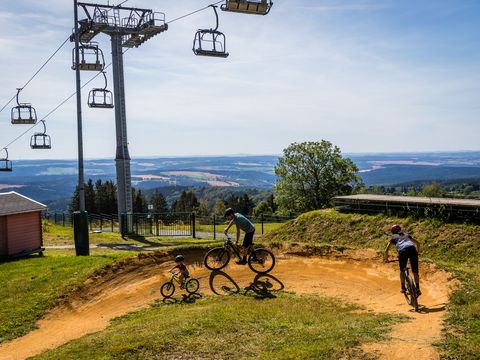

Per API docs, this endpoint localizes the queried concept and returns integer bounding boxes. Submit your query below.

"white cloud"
[0,0,479,160]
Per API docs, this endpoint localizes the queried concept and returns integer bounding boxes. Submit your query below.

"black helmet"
[224,208,234,218]
[391,224,401,234]
[175,255,184,262]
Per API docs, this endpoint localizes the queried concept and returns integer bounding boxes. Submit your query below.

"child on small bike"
[224,208,255,265]
[169,254,190,288]
[384,224,421,297]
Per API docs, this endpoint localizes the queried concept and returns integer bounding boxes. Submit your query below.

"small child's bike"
[160,272,200,298]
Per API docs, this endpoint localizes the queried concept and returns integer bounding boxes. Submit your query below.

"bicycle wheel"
[403,277,412,305]
[248,248,275,274]
[160,281,175,298]
[405,275,418,310]
[204,247,230,271]
[185,278,200,294]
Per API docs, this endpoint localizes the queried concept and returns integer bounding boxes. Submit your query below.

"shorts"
[398,246,418,273]
[243,231,255,247]
[180,269,190,278]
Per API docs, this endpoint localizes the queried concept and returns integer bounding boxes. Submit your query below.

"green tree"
[172,191,199,213]
[85,179,96,213]
[267,193,277,214]
[275,141,361,213]
[150,190,168,213]
[213,199,227,216]
[253,200,272,216]
[421,182,445,198]
[132,188,149,213]
[224,193,254,215]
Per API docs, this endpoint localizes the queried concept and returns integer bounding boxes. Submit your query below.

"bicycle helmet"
[391,224,401,234]
[224,208,234,218]
[175,255,184,262]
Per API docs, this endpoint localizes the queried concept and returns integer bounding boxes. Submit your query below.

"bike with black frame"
[402,265,419,311]
[204,231,275,274]
[385,257,419,312]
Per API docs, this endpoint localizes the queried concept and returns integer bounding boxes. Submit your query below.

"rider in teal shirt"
[224,208,255,265]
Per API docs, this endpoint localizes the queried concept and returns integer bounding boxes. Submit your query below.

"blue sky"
[0,0,479,160]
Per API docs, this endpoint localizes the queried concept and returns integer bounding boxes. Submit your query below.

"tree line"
[70,140,362,216]
[69,181,266,216]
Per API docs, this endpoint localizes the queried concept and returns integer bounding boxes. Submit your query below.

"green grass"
[265,209,480,359]
[43,222,220,248]
[0,251,134,343]
[195,222,285,235]
[36,294,398,360]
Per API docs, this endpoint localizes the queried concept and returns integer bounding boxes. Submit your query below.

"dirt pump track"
[0,247,456,360]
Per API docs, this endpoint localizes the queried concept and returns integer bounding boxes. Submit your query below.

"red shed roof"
[0,192,47,216]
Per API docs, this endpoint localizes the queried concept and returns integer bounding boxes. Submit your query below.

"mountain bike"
[204,232,275,274]
[160,271,200,298]
[402,266,419,312]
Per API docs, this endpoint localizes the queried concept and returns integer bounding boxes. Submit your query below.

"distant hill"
[1,152,479,211]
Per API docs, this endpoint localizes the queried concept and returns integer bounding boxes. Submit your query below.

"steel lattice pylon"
[74,2,168,220]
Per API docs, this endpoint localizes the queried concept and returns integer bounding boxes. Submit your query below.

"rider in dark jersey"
[384,224,421,297]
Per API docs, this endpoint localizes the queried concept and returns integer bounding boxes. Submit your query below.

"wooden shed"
[0,191,46,257]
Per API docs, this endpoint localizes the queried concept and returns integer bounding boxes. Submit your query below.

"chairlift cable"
[0,36,71,117]
[0,2,128,117]
[167,0,224,25]
[0,50,130,150]
[0,0,232,150]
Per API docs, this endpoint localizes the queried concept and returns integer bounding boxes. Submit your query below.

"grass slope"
[0,251,133,343]
[265,209,480,360]
[37,294,397,360]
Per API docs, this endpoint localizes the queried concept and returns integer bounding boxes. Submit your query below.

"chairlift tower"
[74,2,168,218]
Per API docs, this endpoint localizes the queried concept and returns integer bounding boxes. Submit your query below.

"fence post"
[73,211,90,256]
[62,213,65,227]
[54,213,57,225]
[100,214,103,231]
[213,215,216,240]
[261,213,264,235]
[120,213,126,238]
[111,215,114,232]
[192,212,196,239]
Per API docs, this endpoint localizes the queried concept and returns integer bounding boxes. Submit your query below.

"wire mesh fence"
[195,213,295,240]
[44,212,295,238]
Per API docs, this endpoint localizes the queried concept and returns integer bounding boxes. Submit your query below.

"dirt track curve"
[0,248,455,360]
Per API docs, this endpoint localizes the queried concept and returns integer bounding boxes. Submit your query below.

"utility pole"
[73,2,168,234]
[72,0,89,256]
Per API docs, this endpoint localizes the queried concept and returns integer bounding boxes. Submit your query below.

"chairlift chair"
[88,72,114,108]
[11,88,37,125]
[193,5,229,58]
[0,148,12,172]
[30,121,52,150]
[221,0,273,15]
[72,42,105,71]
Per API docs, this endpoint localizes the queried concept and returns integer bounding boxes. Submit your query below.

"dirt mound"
[0,247,456,360]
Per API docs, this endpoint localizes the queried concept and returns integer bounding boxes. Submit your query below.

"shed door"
[6,212,42,255]
[0,217,7,256]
